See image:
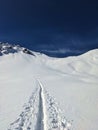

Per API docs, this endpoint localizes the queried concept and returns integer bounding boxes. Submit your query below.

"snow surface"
[0,45,98,130]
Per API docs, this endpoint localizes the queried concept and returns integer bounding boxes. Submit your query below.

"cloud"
[42,48,84,54]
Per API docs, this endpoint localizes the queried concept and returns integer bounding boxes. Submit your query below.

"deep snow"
[0,44,98,130]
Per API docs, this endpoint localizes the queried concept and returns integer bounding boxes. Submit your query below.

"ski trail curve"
[36,80,47,130]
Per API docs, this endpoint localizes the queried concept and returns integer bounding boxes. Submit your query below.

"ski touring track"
[35,80,47,130]
[8,79,72,130]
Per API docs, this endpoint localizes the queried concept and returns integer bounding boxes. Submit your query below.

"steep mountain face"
[0,43,98,130]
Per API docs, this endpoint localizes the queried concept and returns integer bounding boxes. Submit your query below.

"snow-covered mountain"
[0,43,98,130]
[0,43,35,56]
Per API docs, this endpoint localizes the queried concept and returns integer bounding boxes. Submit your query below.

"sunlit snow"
[0,44,98,130]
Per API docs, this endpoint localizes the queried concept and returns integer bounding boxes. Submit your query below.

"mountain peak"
[0,42,35,56]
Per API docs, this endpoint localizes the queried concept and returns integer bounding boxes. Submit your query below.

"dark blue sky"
[0,0,98,57]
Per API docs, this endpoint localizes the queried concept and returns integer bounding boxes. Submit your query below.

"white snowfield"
[0,45,98,130]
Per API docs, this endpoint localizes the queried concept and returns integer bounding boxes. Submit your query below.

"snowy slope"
[0,43,98,130]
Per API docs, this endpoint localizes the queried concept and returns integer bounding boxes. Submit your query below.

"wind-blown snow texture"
[0,43,98,130]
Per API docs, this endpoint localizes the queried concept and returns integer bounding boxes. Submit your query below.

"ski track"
[8,80,72,130]
[35,85,45,130]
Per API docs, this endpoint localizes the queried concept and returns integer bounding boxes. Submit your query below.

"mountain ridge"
[0,42,98,58]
